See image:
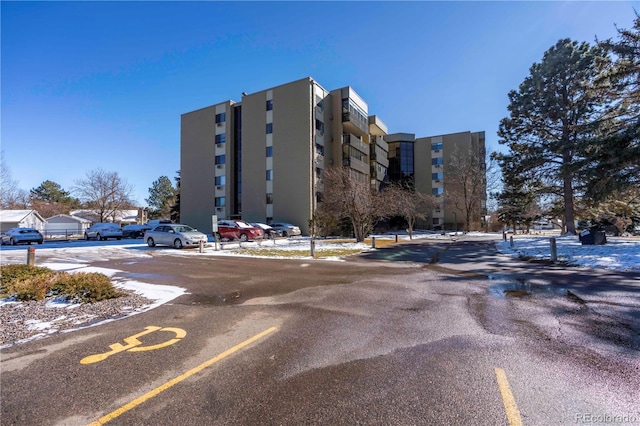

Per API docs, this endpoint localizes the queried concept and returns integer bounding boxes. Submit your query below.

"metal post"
[27,247,36,266]
[310,239,316,257]
[395,234,398,243]
[550,237,557,262]
[503,231,507,241]
[510,236,514,248]
[199,240,204,253]
[372,236,376,248]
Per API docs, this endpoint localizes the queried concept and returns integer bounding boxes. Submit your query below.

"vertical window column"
[215,106,228,215]
[266,90,274,219]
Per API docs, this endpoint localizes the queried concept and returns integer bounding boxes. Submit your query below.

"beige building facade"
[181,77,485,235]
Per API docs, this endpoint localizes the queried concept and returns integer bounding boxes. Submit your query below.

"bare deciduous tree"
[0,150,29,209]
[73,169,135,223]
[383,183,438,239]
[315,167,390,242]
[446,146,493,232]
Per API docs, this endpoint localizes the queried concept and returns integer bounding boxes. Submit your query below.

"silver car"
[85,223,123,241]
[1,228,44,245]
[269,222,302,237]
[144,224,208,249]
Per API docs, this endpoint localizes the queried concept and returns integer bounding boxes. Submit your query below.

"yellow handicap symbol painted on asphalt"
[81,326,186,365]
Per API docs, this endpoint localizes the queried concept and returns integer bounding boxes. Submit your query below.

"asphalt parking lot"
[1,236,639,425]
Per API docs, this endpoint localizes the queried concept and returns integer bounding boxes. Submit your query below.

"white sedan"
[144,224,208,249]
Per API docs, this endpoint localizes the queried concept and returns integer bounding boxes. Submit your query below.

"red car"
[215,220,264,242]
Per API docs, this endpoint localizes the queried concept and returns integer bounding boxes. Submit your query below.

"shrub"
[0,264,124,303]
[51,272,126,303]
[0,264,52,295]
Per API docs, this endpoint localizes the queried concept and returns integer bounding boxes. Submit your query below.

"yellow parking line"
[88,326,278,425]
[495,367,523,426]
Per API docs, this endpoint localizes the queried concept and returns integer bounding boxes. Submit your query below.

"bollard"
[509,236,514,248]
[199,240,204,253]
[503,231,507,241]
[27,247,36,266]
[550,237,557,262]
[395,234,398,243]
[310,239,316,257]
[371,236,376,249]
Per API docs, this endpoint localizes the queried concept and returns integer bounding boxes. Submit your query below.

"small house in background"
[44,214,92,238]
[0,210,46,232]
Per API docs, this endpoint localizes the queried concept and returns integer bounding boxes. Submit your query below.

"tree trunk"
[562,158,576,235]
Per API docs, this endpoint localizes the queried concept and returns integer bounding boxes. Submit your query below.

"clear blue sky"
[2,1,636,206]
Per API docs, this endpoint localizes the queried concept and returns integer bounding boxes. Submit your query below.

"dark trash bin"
[579,230,607,245]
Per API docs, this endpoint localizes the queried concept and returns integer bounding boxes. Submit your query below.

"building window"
[431,142,443,151]
[432,157,444,165]
[266,193,273,204]
[433,218,440,225]
[215,155,226,165]
[432,172,443,180]
[315,119,324,134]
[215,113,226,124]
[266,169,273,181]
[266,146,273,157]
[266,123,273,134]
[315,143,324,156]
[215,176,226,186]
[215,197,226,207]
[317,99,324,111]
[266,100,273,111]
[432,187,444,195]
[215,134,226,144]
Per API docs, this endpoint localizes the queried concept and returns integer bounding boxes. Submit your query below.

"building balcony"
[372,150,389,168]
[371,135,388,152]
[342,112,369,136]
[342,134,369,155]
[342,156,369,175]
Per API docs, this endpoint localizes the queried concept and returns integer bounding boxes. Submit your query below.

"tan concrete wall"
[241,78,314,233]
[414,136,432,198]
[180,106,217,233]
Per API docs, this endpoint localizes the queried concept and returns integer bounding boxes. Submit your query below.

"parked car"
[144,224,208,249]
[251,223,282,239]
[84,223,123,241]
[216,220,264,242]
[146,219,172,227]
[1,228,44,245]
[122,224,152,238]
[269,222,301,237]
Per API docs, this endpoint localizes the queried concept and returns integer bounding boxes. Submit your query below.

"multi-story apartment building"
[387,130,487,230]
[181,77,375,234]
[181,77,486,235]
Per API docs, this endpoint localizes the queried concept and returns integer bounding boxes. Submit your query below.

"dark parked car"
[122,224,152,238]
[251,223,282,239]
[1,228,44,245]
[216,220,264,242]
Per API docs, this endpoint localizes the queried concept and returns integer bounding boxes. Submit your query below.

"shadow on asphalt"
[354,238,640,351]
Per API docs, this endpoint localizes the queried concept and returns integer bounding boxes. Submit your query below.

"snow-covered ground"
[1,232,638,347]
[496,234,640,272]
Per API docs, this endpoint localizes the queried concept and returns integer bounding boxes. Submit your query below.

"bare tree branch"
[72,169,135,223]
